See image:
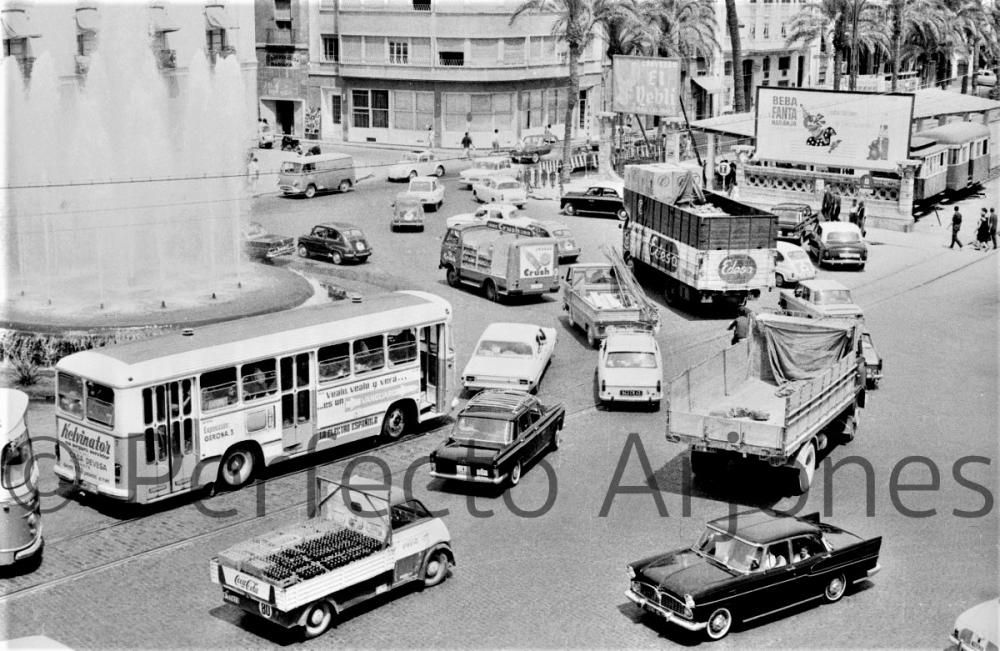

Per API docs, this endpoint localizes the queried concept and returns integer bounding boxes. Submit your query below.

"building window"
[503,37,524,65]
[389,40,408,64]
[546,87,565,127]
[412,0,431,9]
[352,89,389,129]
[470,39,498,66]
[470,94,492,131]
[444,93,468,131]
[724,60,733,76]
[341,35,362,63]
[495,92,513,131]
[778,56,790,71]
[77,31,97,57]
[780,23,787,38]
[352,90,369,128]
[762,23,769,39]
[322,35,338,62]
[578,89,588,129]
[437,38,464,66]
[521,90,542,129]
[749,26,756,39]
[331,94,342,124]
[206,28,226,54]
[394,90,432,130]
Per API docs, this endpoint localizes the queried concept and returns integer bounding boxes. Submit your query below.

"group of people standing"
[820,189,866,234]
[950,206,998,250]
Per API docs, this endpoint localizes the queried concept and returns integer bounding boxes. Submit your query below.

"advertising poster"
[316,368,421,437]
[612,56,682,116]
[518,244,555,280]
[754,88,914,171]
[56,417,115,486]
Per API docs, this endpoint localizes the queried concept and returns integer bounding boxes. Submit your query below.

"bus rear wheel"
[381,403,410,440]
[219,446,256,489]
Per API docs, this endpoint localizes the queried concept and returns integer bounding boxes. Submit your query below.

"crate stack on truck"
[622,162,778,307]
[665,310,866,493]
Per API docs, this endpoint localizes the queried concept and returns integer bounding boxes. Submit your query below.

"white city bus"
[1,388,42,567]
[53,291,455,505]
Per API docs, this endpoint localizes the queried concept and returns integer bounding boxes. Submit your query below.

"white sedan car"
[387,150,445,181]
[462,322,556,394]
[597,329,662,410]
[445,203,524,229]
[774,240,816,287]
[472,175,527,209]
[407,176,445,211]
[459,156,514,189]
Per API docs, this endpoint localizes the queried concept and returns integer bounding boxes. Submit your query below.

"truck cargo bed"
[704,378,785,426]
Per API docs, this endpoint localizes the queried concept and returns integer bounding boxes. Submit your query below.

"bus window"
[144,428,156,464]
[201,367,238,411]
[58,373,84,417]
[1,436,32,489]
[86,382,115,427]
[242,360,277,401]
[319,343,350,381]
[183,420,193,454]
[143,388,154,425]
[387,329,417,365]
[353,335,385,374]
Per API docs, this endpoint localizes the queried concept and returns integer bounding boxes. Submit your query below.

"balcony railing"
[264,28,301,46]
[157,48,177,69]
[209,46,236,64]
[75,55,90,76]
[266,51,295,67]
[438,54,464,66]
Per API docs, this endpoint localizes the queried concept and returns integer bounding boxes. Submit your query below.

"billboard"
[754,88,914,171]
[612,55,682,115]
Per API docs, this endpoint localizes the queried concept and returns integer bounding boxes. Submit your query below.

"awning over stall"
[75,5,101,33]
[692,75,726,94]
[150,2,179,33]
[205,3,238,30]
[1,9,42,39]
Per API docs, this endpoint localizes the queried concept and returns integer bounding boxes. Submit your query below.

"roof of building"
[914,121,992,144]
[707,509,822,544]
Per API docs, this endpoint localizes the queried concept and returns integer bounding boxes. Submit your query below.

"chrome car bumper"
[625,589,706,632]
[430,469,506,485]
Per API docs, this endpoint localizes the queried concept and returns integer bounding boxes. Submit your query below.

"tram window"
[144,428,155,463]
[242,359,278,401]
[280,356,294,392]
[318,343,350,381]
[1,438,32,489]
[58,373,84,417]
[297,391,310,423]
[86,381,115,427]
[353,335,385,374]
[201,367,238,411]
[387,329,417,365]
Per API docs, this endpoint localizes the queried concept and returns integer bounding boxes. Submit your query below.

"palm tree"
[786,0,847,90]
[942,0,988,93]
[724,0,745,113]
[511,0,639,187]
[894,0,957,88]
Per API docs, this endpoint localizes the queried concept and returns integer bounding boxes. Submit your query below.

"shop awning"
[75,6,100,34]
[692,75,727,94]
[205,4,238,30]
[150,3,179,33]
[1,9,42,39]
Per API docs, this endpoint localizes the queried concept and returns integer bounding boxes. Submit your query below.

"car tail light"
[519,379,529,385]
[656,380,661,392]
[115,463,122,485]
[55,442,60,461]
[601,380,606,392]
[465,376,475,383]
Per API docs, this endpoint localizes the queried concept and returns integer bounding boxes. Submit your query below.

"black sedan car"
[626,509,882,641]
[511,134,556,163]
[771,202,819,243]
[296,221,371,264]
[804,222,868,269]
[560,183,628,220]
[429,390,564,488]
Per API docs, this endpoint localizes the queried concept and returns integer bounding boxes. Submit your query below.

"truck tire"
[842,409,859,443]
[422,549,450,587]
[446,266,460,287]
[302,600,334,639]
[483,280,498,302]
[793,441,817,494]
[690,450,722,477]
[586,324,597,348]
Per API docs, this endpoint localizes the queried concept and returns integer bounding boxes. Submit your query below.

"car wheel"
[778,297,787,310]
[563,202,576,216]
[408,170,418,180]
[380,403,410,440]
[616,208,628,221]
[422,550,449,588]
[509,460,522,487]
[219,446,256,490]
[842,410,859,442]
[304,184,317,199]
[585,325,597,348]
[338,180,351,193]
[705,607,733,640]
[775,273,785,288]
[330,251,343,265]
[531,152,540,163]
[483,279,498,302]
[297,244,309,258]
[436,201,442,211]
[858,263,866,271]
[794,441,817,494]
[650,400,660,412]
[446,267,460,287]
[302,600,334,639]
[823,573,847,603]
[434,165,445,177]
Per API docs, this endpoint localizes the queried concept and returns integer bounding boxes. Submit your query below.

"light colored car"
[459,156,513,189]
[500,216,580,262]
[472,175,527,208]
[948,598,997,651]
[445,203,524,229]
[407,175,444,211]
[597,329,662,410]
[462,322,556,394]
[390,192,425,231]
[387,150,445,181]
[974,69,997,88]
[778,278,864,319]
[774,241,816,287]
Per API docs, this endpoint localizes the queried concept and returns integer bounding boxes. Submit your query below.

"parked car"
[778,279,864,319]
[472,176,527,209]
[296,221,371,264]
[459,156,514,189]
[512,134,554,163]
[773,241,816,287]
[242,222,295,261]
[860,329,882,389]
[948,598,998,651]
[390,192,424,232]
[257,120,274,149]
[407,175,445,211]
[446,203,524,229]
[429,390,565,488]
[771,202,819,243]
[974,69,998,88]
[461,322,556,394]
[597,328,662,410]
[626,509,882,641]
[804,222,868,269]
[560,183,628,220]
[387,150,445,181]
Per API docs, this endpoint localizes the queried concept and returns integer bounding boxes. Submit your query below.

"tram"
[1,388,43,568]
[911,121,991,201]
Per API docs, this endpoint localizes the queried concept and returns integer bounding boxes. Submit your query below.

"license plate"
[841,253,859,258]
[620,389,642,396]
[223,591,241,605]
[530,283,543,289]
[455,464,469,475]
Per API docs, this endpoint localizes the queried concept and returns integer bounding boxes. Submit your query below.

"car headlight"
[684,594,695,609]
[626,565,636,578]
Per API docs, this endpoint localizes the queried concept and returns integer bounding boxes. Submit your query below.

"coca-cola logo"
[234,575,260,594]
[719,254,757,284]
[649,235,678,272]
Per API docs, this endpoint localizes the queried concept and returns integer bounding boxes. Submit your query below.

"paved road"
[1,164,996,648]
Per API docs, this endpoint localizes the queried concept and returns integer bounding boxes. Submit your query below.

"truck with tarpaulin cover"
[621,162,778,307]
[665,311,866,493]
[210,477,454,639]
[439,221,559,302]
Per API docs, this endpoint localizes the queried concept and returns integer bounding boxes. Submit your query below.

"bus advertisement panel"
[754,88,914,172]
[316,368,421,442]
[55,416,116,487]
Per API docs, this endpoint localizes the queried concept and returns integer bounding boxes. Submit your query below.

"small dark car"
[296,221,371,264]
[626,509,882,641]
[560,184,628,220]
[804,222,868,269]
[429,390,564,488]
[860,330,882,389]
[512,134,555,163]
[771,203,819,244]
[243,222,295,261]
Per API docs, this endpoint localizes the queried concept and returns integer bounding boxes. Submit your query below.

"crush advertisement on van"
[519,244,555,280]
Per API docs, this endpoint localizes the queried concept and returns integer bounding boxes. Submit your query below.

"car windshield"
[551,229,570,237]
[343,229,365,239]
[401,152,420,162]
[693,527,762,573]
[453,416,512,444]
[606,352,657,368]
[813,289,853,304]
[498,181,521,190]
[410,181,433,192]
[826,231,861,243]
[476,340,533,357]
[785,249,810,261]
[279,161,302,173]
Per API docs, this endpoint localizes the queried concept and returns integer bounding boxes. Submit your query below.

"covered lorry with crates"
[665,311,866,493]
[622,162,778,307]
[439,221,559,302]
[210,477,453,639]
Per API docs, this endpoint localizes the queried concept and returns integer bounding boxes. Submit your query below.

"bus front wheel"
[219,446,257,489]
[381,403,410,440]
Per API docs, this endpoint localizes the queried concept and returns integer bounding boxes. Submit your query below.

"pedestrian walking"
[856,200,867,237]
[974,208,990,250]
[461,132,473,159]
[543,124,555,143]
[821,188,834,221]
[246,154,260,196]
[989,207,997,250]
[949,206,963,249]
[848,199,859,226]
[426,124,434,148]
[492,129,500,152]
[728,308,750,346]
[830,193,842,222]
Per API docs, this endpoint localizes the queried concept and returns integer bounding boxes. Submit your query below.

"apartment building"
[255,0,312,137]
[300,0,605,147]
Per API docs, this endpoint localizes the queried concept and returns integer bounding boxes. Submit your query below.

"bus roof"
[57,291,451,388]
[0,388,30,443]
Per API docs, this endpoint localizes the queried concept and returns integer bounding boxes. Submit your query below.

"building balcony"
[264,28,303,47]
[208,46,236,64]
[157,48,177,69]
[318,57,602,82]
[75,55,90,76]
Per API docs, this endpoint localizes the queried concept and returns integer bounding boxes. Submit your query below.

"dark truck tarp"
[754,313,855,384]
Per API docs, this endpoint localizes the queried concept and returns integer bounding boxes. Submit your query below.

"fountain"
[0,4,310,335]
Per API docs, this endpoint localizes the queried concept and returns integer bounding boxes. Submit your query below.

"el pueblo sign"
[612,56,682,116]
